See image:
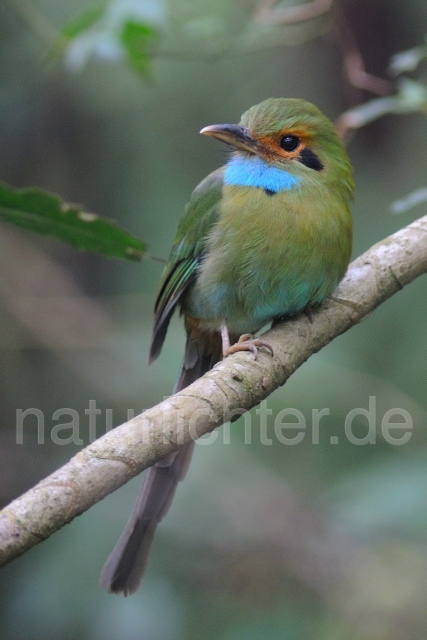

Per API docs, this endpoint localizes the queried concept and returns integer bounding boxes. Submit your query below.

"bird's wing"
[148,167,224,364]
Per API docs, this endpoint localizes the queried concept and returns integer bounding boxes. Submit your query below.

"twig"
[0,214,426,566]
[4,0,63,50]
[334,4,393,96]
[254,0,334,25]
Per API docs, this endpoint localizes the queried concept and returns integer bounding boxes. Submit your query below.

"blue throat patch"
[224,155,300,193]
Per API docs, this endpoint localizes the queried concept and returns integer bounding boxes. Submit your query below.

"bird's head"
[200,98,354,197]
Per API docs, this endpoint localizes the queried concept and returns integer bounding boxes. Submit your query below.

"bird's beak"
[200,124,261,155]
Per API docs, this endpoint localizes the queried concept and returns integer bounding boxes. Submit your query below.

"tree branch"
[1,215,426,567]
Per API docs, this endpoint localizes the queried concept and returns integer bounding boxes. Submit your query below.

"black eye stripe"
[298,147,324,171]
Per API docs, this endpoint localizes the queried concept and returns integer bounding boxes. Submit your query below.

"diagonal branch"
[0,215,426,567]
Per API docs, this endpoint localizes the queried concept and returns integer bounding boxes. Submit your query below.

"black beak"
[200,124,261,155]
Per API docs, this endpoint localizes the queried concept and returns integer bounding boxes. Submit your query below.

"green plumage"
[150,97,353,360]
[101,98,354,595]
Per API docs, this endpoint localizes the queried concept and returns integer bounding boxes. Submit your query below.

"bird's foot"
[223,333,274,360]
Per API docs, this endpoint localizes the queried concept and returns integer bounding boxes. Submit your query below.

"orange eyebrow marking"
[255,128,312,160]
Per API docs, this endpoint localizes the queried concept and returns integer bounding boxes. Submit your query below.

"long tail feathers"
[100,329,221,595]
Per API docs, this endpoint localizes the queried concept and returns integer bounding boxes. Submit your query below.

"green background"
[0,1,426,638]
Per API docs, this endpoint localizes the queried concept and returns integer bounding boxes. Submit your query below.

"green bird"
[100,98,354,595]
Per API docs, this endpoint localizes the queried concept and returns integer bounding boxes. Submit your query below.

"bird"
[100,98,354,595]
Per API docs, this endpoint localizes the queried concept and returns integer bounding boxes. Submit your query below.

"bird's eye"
[280,135,300,152]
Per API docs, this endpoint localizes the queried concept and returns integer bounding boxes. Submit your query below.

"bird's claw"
[223,334,274,360]
[304,307,315,323]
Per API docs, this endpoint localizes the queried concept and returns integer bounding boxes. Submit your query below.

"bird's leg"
[304,306,315,323]
[220,324,232,357]
[221,325,274,360]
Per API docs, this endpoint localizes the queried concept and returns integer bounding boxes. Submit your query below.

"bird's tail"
[100,328,221,595]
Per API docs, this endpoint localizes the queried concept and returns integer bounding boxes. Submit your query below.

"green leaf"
[0,182,145,262]
[121,20,158,76]
[61,3,107,40]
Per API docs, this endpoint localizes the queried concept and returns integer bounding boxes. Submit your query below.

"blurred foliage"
[0,1,426,640]
[0,180,145,260]
[336,33,427,153]
[61,0,160,75]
